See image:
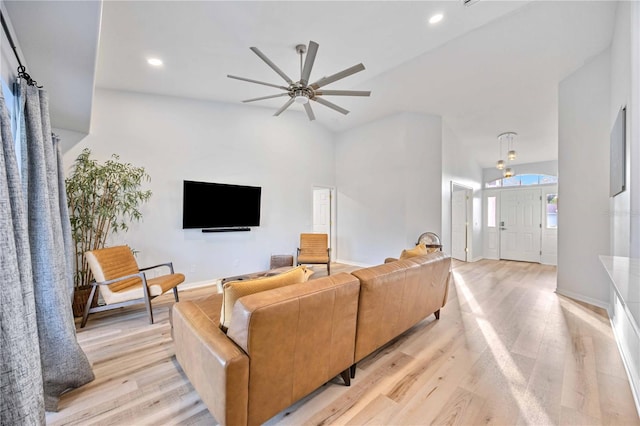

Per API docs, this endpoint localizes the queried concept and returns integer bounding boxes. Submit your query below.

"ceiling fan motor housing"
[292,87,312,103]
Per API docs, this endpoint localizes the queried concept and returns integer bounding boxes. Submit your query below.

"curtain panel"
[0,80,94,424]
[0,83,44,426]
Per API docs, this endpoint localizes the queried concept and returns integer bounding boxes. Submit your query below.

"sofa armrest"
[172,300,249,426]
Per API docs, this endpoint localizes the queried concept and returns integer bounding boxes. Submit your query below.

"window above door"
[485,174,557,188]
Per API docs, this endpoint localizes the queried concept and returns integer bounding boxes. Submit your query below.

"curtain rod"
[0,10,41,87]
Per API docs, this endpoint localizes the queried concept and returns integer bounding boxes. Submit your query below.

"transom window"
[485,174,557,188]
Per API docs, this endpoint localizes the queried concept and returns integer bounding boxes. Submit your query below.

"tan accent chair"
[296,233,331,275]
[81,245,185,328]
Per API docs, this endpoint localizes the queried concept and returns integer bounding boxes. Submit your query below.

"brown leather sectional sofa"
[171,252,451,425]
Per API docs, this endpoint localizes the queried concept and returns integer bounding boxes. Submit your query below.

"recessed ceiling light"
[147,58,163,67]
[429,13,444,24]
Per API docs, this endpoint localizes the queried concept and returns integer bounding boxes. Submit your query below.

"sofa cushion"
[351,252,451,363]
[226,273,360,426]
[220,265,308,331]
[399,243,428,259]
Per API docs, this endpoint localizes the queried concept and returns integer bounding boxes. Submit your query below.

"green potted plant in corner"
[66,148,152,316]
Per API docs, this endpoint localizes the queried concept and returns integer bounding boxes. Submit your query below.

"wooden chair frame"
[296,233,331,275]
[80,262,179,328]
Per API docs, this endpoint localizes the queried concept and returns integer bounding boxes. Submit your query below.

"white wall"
[632,1,640,257]
[442,122,483,259]
[557,49,611,307]
[334,112,442,265]
[64,89,336,283]
[610,0,632,257]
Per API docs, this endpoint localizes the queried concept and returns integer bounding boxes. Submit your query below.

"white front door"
[451,189,468,261]
[312,188,331,246]
[500,189,541,262]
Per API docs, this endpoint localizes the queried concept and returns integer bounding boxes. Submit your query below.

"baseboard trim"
[178,279,219,291]
[470,256,483,262]
[335,258,375,268]
[554,287,610,311]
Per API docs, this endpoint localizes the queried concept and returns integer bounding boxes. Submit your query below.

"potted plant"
[66,148,152,316]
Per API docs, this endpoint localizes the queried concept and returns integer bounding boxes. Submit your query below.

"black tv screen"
[182,180,261,229]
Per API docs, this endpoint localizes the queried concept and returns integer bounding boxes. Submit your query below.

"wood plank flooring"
[46,260,640,425]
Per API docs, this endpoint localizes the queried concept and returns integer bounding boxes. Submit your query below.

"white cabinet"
[601,256,640,412]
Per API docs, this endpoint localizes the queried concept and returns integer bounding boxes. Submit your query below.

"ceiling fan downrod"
[296,44,307,78]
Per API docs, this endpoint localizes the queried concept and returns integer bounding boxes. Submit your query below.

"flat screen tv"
[182,180,261,229]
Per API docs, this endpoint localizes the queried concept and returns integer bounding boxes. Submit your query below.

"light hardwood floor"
[47,260,640,425]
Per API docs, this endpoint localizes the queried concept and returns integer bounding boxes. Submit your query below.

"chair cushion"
[297,253,329,263]
[100,273,185,305]
[85,245,141,292]
[399,243,428,260]
[220,266,309,331]
[298,234,329,264]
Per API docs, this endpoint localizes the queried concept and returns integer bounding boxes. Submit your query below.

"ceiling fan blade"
[300,41,319,86]
[250,47,293,84]
[303,102,316,121]
[312,97,349,115]
[315,90,371,97]
[310,63,365,89]
[274,98,295,116]
[227,75,288,90]
[242,93,290,103]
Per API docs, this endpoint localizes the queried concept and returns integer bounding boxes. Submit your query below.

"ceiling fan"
[227,41,371,121]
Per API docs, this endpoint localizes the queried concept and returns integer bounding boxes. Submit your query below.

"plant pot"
[73,285,97,318]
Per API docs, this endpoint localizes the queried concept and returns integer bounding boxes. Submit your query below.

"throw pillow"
[399,243,428,260]
[220,265,309,331]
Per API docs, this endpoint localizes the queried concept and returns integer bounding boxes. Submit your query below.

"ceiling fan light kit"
[227,40,371,121]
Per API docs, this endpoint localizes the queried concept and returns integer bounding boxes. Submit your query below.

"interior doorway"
[451,182,472,262]
[312,187,336,261]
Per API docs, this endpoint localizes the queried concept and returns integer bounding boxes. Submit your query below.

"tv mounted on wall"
[182,180,261,231]
[610,107,626,197]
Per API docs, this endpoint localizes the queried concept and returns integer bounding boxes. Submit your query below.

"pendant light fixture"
[496,136,505,170]
[503,131,517,161]
[496,132,518,177]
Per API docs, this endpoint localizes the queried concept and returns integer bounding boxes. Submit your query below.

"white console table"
[600,255,640,411]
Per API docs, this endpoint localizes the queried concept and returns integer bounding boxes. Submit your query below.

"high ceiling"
[5,1,618,168]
